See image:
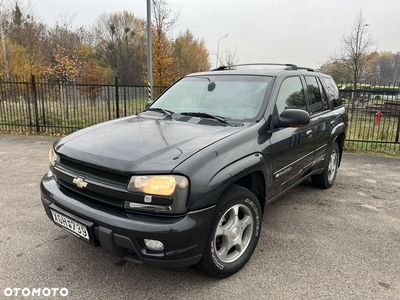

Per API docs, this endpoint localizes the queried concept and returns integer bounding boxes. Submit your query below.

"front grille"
[59,179,124,208]
[55,157,135,209]
[59,157,130,186]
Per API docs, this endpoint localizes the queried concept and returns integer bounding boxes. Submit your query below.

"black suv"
[41,64,347,278]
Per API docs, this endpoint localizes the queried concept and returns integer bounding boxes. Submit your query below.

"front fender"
[187,153,270,211]
[209,153,267,190]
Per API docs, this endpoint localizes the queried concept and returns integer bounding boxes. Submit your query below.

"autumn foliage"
[78,61,105,105]
[44,45,82,83]
[0,0,211,93]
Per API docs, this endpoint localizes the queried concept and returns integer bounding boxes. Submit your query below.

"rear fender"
[330,122,346,167]
[330,122,346,138]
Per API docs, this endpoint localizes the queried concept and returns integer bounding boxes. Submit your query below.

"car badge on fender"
[72,177,88,189]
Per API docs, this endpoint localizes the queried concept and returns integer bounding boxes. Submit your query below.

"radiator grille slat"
[59,179,124,208]
[56,157,131,208]
[59,157,130,186]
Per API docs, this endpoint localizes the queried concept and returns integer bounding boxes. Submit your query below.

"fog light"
[144,239,164,251]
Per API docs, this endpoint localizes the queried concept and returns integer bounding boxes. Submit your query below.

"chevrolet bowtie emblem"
[72,177,88,189]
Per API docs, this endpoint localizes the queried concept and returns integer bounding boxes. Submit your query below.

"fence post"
[107,85,111,120]
[115,77,119,119]
[31,75,40,133]
[25,82,33,129]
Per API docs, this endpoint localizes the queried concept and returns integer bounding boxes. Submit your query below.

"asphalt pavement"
[0,134,399,300]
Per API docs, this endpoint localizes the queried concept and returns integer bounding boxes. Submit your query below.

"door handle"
[306,130,313,138]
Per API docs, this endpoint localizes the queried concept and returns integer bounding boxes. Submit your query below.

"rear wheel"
[197,185,262,278]
[312,142,340,189]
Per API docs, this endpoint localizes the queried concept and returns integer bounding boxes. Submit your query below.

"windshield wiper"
[180,112,232,126]
[146,107,174,119]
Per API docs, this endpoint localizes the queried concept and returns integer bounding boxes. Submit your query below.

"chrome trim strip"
[315,144,327,152]
[273,150,315,176]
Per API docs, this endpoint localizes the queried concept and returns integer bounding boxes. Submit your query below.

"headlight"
[48,148,58,166]
[126,175,189,214]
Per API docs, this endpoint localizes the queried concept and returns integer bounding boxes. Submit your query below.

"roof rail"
[279,65,327,73]
[211,63,297,71]
[291,67,326,74]
[211,63,326,73]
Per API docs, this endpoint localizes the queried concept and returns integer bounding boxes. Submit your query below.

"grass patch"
[345,110,400,154]
[344,145,400,158]
[0,98,148,134]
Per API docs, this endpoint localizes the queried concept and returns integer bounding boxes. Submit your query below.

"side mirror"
[145,101,154,109]
[272,109,310,128]
[332,98,343,108]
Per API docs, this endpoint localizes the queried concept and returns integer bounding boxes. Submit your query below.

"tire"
[312,142,340,189]
[197,184,262,278]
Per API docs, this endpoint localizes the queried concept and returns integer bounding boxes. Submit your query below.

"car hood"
[55,115,244,173]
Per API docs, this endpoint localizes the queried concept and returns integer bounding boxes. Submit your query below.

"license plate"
[51,210,90,241]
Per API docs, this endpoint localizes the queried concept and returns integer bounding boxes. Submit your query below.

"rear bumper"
[41,172,215,269]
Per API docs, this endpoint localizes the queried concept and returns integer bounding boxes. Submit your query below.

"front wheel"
[312,142,340,189]
[197,185,262,278]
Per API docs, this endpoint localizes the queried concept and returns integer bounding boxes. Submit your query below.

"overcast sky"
[33,0,400,69]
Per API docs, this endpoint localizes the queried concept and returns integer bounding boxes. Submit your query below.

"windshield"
[151,75,272,121]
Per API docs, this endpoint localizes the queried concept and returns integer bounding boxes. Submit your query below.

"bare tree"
[152,0,179,39]
[0,0,12,77]
[151,0,179,86]
[92,11,147,84]
[223,47,239,68]
[340,12,376,83]
[336,11,377,115]
[394,52,400,86]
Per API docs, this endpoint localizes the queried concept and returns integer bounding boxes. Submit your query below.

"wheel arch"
[333,131,346,167]
[330,120,346,167]
[207,154,269,214]
[232,171,266,213]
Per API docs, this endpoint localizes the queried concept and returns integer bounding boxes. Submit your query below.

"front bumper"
[40,172,215,269]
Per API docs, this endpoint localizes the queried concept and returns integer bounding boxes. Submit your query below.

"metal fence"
[340,83,400,153]
[0,75,167,134]
[1,77,400,153]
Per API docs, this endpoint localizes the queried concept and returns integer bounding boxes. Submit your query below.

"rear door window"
[322,77,342,107]
[305,76,329,115]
